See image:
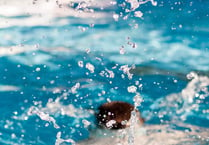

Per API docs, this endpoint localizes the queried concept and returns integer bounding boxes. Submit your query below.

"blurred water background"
[0,0,209,144]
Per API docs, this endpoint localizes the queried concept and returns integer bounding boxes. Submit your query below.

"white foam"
[27,106,60,129]
[41,96,94,119]
[0,46,38,56]
[0,0,113,28]
[151,72,209,121]
[126,0,157,11]
[55,131,75,145]
[78,123,209,145]
[0,85,20,92]
[71,83,81,94]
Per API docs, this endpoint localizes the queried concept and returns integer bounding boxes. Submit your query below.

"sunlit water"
[0,0,209,144]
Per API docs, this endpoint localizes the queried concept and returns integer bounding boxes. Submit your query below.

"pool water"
[0,0,209,144]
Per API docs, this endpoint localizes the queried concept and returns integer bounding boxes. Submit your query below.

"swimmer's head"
[96,101,144,129]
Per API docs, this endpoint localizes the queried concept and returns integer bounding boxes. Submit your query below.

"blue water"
[0,0,209,144]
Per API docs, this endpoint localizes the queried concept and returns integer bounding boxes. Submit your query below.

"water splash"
[127,85,137,93]
[71,83,81,94]
[43,100,94,118]
[55,132,75,145]
[180,72,209,120]
[150,72,209,123]
[183,72,209,103]
[27,106,60,129]
[120,65,134,79]
[126,0,157,10]
[86,63,95,73]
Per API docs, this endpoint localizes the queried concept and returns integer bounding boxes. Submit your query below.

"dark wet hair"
[96,101,135,129]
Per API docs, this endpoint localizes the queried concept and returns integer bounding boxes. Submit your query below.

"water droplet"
[127,85,137,93]
[134,11,143,18]
[113,14,119,21]
[89,23,94,27]
[186,72,197,80]
[11,133,16,139]
[35,67,41,72]
[78,61,84,67]
[50,80,55,84]
[85,48,91,53]
[119,47,126,54]
[86,63,95,73]
[82,119,91,128]
[173,79,178,83]
[71,83,80,94]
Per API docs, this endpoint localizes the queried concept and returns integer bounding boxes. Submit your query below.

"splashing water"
[55,132,75,145]
[126,0,157,11]
[150,72,209,126]
[0,0,209,145]
[27,106,60,129]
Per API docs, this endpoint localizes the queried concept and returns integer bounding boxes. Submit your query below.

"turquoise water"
[0,0,209,144]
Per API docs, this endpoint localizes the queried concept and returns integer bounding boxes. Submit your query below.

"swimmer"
[78,101,209,145]
[78,101,145,145]
[96,101,144,129]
